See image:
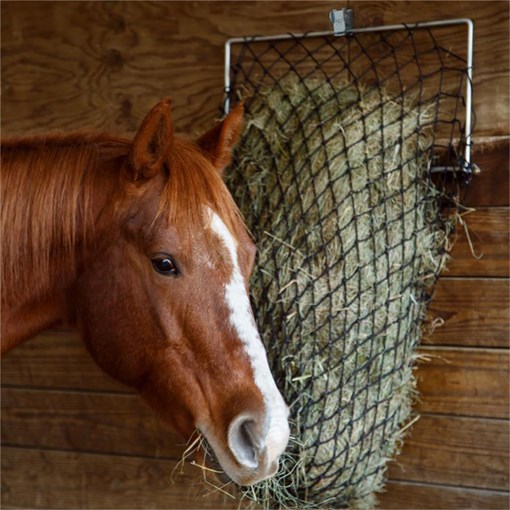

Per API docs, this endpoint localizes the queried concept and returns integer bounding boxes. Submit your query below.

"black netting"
[224,25,473,509]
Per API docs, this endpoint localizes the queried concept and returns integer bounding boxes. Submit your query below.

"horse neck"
[1,133,130,351]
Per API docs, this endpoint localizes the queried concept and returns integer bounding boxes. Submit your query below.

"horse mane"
[1,132,129,307]
[1,131,244,308]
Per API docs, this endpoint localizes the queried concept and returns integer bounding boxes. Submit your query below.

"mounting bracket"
[329,8,354,35]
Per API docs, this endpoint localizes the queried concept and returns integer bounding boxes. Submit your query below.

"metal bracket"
[430,163,481,175]
[329,8,354,35]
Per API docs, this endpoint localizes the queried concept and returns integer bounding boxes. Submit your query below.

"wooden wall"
[2,2,508,508]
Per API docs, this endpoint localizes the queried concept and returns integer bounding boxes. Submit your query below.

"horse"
[1,99,290,486]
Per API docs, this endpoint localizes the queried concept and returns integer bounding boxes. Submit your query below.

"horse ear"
[130,98,173,180]
[197,103,244,174]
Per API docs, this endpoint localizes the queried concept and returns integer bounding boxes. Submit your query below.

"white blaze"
[208,210,289,461]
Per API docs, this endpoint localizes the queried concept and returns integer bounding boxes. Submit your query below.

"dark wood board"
[447,208,509,277]
[415,347,509,418]
[1,330,126,392]
[1,446,242,510]
[378,481,510,509]
[2,412,509,508]
[426,277,509,348]
[388,414,509,491]
[1,388,184,460]
[467,139,509,208]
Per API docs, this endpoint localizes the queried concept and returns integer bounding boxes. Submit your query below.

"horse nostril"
[228,415,263,470]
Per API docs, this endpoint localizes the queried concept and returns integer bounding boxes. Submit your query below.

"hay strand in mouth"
[174,430,238,500]
[226,77,456,509]
[170,430,203,482]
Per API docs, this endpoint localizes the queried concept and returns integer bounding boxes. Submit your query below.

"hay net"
[224,24,473,509]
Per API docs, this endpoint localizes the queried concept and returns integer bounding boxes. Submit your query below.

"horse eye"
[151,256,179,276]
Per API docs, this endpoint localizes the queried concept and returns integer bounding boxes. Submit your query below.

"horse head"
[74,100,290,486]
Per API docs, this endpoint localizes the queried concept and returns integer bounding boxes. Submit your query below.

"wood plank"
[467,139,509,208]
[1,2,508,138]
[1,388,184,459]
[388,414,509,490]
[1,329,127,392]
[379,480,509,509]
[1,447,242,509]
[415,347,509,418]
[446,208,509,277]
[425,278,509,347]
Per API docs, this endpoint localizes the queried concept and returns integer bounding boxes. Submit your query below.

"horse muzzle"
[199,403,290,486]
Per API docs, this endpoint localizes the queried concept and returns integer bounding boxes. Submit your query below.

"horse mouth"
[183,431,232,485]
[198,436,232,484]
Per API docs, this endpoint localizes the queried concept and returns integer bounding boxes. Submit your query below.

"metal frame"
[224,17,475,174]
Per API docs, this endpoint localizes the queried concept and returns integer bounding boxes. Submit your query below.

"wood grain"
[415,347,509,418]
[388,414,509,490]
[446,208,509,277]
[425,278,509,347]
[1,388,184,459]
[1,1,508,138]
[1,447,242,509]
[0,1,337,137]
[379,481,510,509]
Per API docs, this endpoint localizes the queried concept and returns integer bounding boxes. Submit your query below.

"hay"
[226,77,453,509]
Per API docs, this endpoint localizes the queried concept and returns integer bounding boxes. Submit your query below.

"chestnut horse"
[1,100,289,486]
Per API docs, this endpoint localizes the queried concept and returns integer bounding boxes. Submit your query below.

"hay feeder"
[224,11,477,509]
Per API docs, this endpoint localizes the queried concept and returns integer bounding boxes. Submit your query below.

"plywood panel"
[425,278,509,347]
[379,481,510,509]
[415,347,509,418]
[0,1,337,137]
[446,208,509,277]
[1,388,184,459]
[1,2,508,138]
[388,415,509,490]
[1,447,242,510]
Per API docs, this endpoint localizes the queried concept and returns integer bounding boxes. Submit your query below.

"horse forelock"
[155,137,247,260]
